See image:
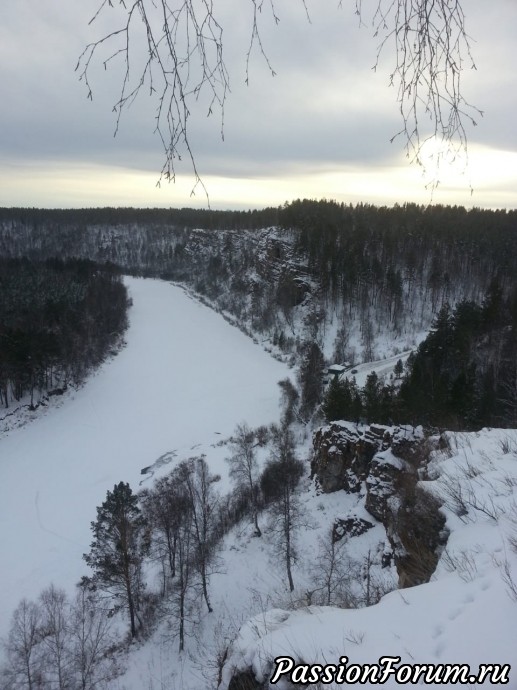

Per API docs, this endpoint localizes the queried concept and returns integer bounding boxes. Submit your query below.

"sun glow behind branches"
[416,135,471,189]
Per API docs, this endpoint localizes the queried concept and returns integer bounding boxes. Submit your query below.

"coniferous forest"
[1,200,516,429]
[322,292,517,430]
[0,258,129,409]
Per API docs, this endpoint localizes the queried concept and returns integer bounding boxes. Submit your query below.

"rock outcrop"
[333,516,374,541]
[311,422,446,586]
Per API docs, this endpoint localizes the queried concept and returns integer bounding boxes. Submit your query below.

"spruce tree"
[363,372,382,422]
[323,377,354,422]
[394,359,404,378]
[323,378,344,422]
[299,342,325,420]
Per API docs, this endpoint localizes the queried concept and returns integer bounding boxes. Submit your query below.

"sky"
[1,0,516,211]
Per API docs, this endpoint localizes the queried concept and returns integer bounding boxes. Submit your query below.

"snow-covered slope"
[220,429,517,688]
[116,466,398,689]
[3,276,517,690]
[106,427,517,690]
[0,277,289,643]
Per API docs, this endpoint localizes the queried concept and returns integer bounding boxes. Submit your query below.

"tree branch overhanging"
[370,0,482,185]
[77,0,481,195]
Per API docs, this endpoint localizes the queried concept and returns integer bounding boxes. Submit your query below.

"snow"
[341,351,413,388]
[122,405,514,688]
[373,448,407,471]
[221,429,517,688]
[0,277,289,643]
[2,276,517,689]
[115,467,397,689]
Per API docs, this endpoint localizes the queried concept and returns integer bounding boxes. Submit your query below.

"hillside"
[219,428,517,689]
[2,202,516,369]
[2,283,516,687]
[97,424,517,689]
[1,203,517,689]
[0,278,289,644]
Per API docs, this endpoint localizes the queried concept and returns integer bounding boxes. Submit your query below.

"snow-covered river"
[0,278,288,640]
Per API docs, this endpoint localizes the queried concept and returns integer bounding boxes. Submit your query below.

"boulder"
[333,516,374,541]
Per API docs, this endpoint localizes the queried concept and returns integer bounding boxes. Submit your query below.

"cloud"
[0,0,516,208]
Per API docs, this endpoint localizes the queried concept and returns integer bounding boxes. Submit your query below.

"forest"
[322,290,517,430]
[0,258,129,409]
[1,200,516,428]
[1,201,517,688]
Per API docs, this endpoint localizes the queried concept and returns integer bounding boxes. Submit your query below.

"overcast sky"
[1,0,516,210]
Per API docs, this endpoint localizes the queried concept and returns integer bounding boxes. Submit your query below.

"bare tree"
[2,599,44,690]
[309,528,355,607]
[264,422,305,591]
[357,547,397,605]
[144,463,196,653]
[227,423,262,537]
[142,458,219,649]
[2,587,119,690]
[361,315,375,363]
[77,0,230,196]
[140,473,190,592]
[78,0,479,192]
[69,587,118,690]
[39,585,71,690]
[179,456,221,614]
[368,0,481,176]
[170,494,194,653]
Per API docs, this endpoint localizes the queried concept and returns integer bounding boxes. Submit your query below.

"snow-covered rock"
[221,428,517,689]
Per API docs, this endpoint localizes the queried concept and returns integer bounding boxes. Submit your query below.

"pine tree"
[349,378,364,422]
[394,359,404,378]
[83,482,146,639]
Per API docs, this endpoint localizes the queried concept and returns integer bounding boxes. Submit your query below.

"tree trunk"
[179,585,185,652]
[285,499,294,592]
[201,561,213,613]
[166,529,176,578]
[286,543,294,592]
[253,509,262,537]
[125,577,137,638]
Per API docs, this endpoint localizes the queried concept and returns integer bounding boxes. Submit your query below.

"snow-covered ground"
[117,467,397,689]
[220,429,517,689]
[108,427,517,689]
[2,276,517,689]
[337,351,413,388]
[0,277,289,643]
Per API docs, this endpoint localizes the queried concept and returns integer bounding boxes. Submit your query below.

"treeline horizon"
[0,200,515,232]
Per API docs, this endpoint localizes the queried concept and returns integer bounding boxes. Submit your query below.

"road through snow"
[0,278,289,641]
